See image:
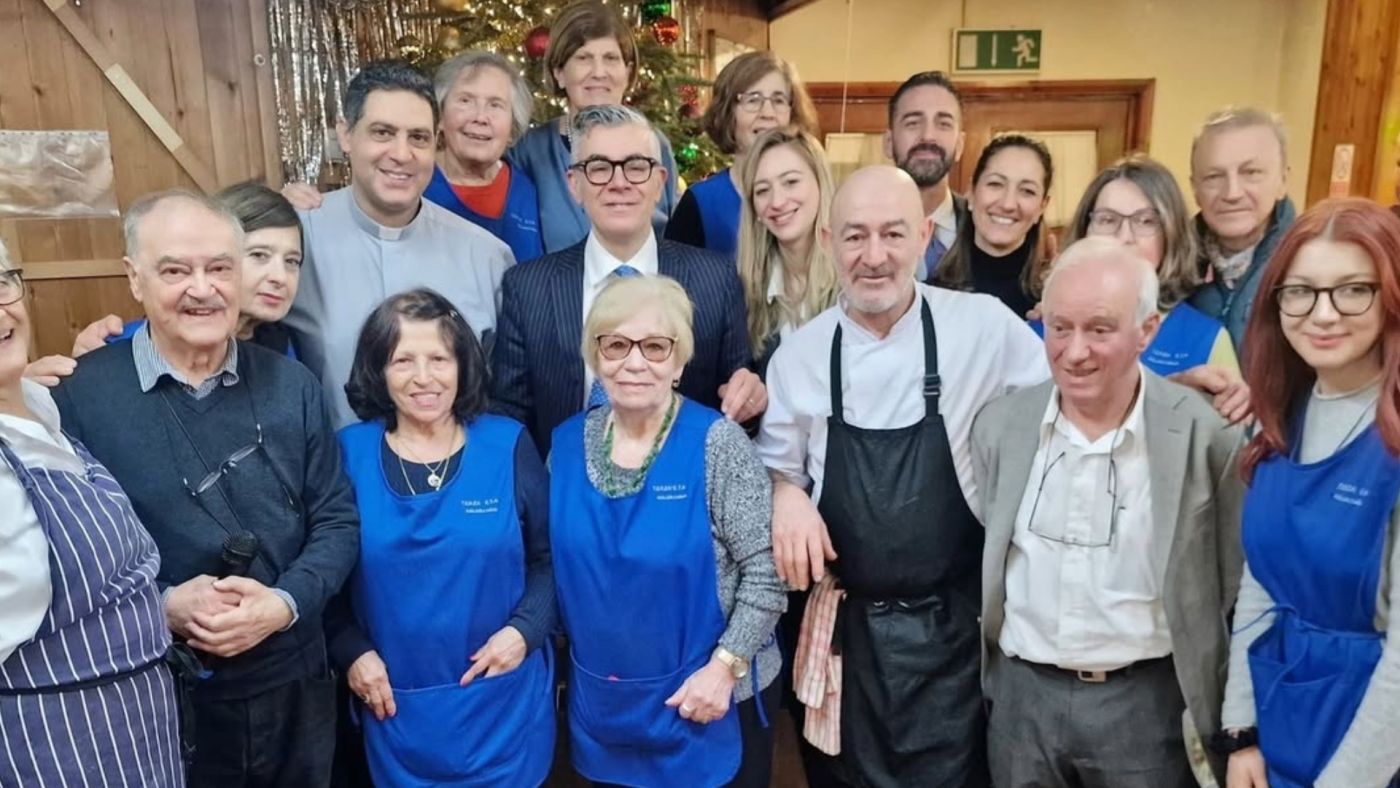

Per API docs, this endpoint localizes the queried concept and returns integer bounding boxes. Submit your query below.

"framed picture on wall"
[706,31,757,81]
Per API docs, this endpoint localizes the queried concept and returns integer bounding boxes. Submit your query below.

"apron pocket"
[366,665,532,783]
[569,652,692,751]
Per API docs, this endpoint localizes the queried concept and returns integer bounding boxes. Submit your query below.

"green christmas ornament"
[640,0,672,23]
[677,142,700,168]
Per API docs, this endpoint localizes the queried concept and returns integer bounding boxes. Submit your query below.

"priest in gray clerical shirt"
[283,60,514,428]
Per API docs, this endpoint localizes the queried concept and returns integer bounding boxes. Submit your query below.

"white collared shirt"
[766,265,816,341]
[0,379,66,662]
[757,282,1049,513]
[581,231,661,398]
[998,370,1171,672]
[914,192,960,282]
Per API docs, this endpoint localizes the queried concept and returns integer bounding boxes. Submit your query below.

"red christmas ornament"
[650,16,680,46]
[678,84,698,102]
[524,25,551,59]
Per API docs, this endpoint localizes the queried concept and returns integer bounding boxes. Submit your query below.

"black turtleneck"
[971,236,1035,319]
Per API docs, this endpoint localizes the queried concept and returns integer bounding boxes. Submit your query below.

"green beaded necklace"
[596,393,679,496]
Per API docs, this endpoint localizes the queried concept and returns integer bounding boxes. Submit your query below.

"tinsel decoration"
[434,0,471,10]
[435,25,465,52]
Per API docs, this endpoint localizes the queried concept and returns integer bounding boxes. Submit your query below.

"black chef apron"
[816,299,988,788]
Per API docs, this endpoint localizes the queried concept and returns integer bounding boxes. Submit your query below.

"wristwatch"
[711,646,750,680]
[1208,727,1258,755]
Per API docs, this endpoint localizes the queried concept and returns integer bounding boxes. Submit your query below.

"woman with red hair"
[1221,198,1400,788]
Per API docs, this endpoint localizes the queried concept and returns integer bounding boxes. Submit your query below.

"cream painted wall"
[771,0,1326,209]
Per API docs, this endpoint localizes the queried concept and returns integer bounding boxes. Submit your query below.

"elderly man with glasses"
[50,190,359,788]
[491,104,763,456]
[970,236,1246,788]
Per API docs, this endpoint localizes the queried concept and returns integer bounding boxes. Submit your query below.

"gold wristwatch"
[712,646,750,680]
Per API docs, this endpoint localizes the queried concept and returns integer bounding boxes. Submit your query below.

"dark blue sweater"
[52,341,360,700]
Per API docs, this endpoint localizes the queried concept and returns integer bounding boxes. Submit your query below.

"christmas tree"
[405,0,724,181]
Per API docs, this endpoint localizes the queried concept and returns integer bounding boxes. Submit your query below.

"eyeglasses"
[1086,209,1162,238]
[736,91,791,113]
[1025,418,1125,549]
[570,156,660,186]
[184,424,268,497]
[0,269,25,307]
[1273,282,1379,318]
[595,334,677,362]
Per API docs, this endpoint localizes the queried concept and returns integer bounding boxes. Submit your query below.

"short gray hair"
[570,104,658,163]
[434,51,534,143]
[1043,237,1160,325]
[122,189,245,261]
[1190,106,1288,169]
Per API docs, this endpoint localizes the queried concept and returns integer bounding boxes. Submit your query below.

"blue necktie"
[924,236,949,283]
[586,264,643,409]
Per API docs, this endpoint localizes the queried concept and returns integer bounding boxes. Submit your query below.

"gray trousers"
[987,653,1197,788]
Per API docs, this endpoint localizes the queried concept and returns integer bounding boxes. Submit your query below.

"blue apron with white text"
[425,164,544,263]
[1241,422,1400,787]
[339,415,554,788]
[550,398,742,787]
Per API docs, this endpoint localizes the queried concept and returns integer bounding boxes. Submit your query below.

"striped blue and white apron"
[0,437,184,788]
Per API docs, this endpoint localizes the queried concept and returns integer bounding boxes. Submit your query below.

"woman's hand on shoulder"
[348,650,396,721]
[1169,364,1253,426]
[460,625,527,686]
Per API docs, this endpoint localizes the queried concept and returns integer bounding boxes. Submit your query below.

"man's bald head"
[823,165,932,327]
[830,165,925,231]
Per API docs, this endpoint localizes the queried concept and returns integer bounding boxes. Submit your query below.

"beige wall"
[771,0,1326,209]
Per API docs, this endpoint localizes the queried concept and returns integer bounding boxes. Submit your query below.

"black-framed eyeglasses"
[736,91,791,113]
[570,155,660,186]
[595,334,677,362]
[184,423,269,497]
[0,269,25,307]
[1086,209,1161,239]
[1273,282,1379,318]
[1025,417,1125,549]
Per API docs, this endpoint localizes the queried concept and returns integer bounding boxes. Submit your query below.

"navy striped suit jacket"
[491,238,751,455]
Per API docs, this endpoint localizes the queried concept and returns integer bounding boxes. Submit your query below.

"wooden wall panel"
[1306,0,1400,203]
[0,0,279,357]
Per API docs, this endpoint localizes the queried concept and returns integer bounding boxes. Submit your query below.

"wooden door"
[808,80,1155,228]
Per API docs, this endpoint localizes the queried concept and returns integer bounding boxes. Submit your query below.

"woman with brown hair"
[665,52,819,257]
[511,1,678,254]
[1221,198,1400,788]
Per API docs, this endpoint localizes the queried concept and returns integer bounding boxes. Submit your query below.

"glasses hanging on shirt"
[1025,413,1125,549]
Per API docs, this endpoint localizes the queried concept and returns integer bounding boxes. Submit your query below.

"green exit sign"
[952,29,1043,73]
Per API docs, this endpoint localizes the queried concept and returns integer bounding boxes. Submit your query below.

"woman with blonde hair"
[735,127,838,374]
[666,52,819,257]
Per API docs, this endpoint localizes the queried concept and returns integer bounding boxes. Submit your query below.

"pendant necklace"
[393,424,461,492]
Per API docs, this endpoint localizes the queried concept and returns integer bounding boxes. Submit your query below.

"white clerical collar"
[347,187,426,241]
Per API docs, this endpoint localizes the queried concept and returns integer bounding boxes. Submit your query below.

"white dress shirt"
[757,283,1049,514]
[581,231,660,398]
[914,192,960,282]
[0,379,66,662]
[998,371,1173,672]
[766,265,818,340]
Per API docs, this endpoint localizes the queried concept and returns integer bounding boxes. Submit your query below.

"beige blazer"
[970,373,1246,784]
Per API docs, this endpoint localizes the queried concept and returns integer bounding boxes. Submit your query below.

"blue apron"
[1140,302,1222,376]
[424,164,544,263]
[689,170,741,257]
[550,398,742,787]
[1241,422,1400,787]
[339,416,555,788]
[1028,302,1223,377]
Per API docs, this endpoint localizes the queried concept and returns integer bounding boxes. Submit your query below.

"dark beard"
[897,143,951,187]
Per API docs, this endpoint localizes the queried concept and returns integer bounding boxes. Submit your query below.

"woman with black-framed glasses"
[1223,198,1400,788]
[0,244,184,786]
[664,51,820,257]
[551,274,784,787]
[331,288,556,787]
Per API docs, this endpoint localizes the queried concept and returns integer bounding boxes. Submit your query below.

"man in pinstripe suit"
[492,105,766,455]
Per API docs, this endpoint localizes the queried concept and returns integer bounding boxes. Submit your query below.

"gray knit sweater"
[582,407,786,701]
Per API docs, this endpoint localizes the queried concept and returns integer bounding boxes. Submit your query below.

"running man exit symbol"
[953,29,1043,73]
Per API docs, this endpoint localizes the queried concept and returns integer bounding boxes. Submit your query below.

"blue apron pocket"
[569,651,695,751]
[1249,620,1379,785]
[365,664,533,785]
